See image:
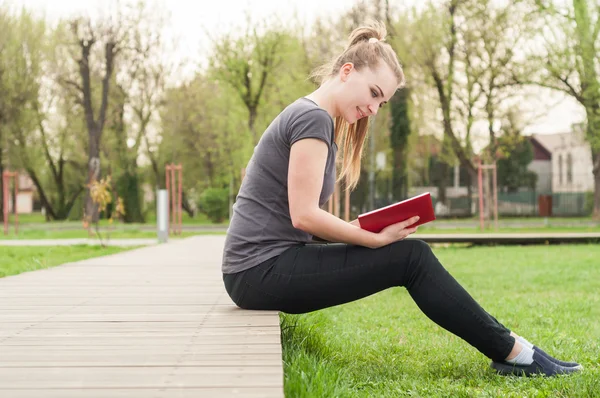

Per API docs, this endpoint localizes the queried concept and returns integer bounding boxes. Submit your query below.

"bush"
[584,191,594,216]
[198,188,229,223]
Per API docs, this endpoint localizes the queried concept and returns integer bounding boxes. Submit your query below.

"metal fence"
[347,172,595,218]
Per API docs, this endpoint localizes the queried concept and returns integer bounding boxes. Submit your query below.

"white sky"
[9,0,587,137]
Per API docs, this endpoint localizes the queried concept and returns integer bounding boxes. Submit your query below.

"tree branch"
[60,78,84,94]
[594,6,600,43]
[98,41,116,134]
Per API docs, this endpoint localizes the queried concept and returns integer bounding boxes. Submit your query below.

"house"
[528,125,594,194]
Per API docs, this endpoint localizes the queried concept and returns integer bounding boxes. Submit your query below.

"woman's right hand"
[375,216,420,248]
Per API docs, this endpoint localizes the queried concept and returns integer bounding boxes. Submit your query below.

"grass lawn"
[11,212,227,227]
[0,228,202,240]
[281,244,600,397]
[0,245,134,278]
[416,225,600,234]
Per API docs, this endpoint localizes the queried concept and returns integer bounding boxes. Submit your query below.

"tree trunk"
[26,168,58,220]
[181,191,194,217]
[0,152,3,223]
[248,106,258,144]
[85,127,101,223]
[466,169,475,217]
[593,149,600,220]
[390,89,411,202]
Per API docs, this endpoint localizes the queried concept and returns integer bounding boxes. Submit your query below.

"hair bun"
[347,21,387,49]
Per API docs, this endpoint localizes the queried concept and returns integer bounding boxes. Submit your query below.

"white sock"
[506,344,534,365]
[517,336,534,350]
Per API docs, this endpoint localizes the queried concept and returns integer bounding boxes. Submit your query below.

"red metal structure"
[477,158,498,230]
[2,170,19,235]
[165,164,183,235]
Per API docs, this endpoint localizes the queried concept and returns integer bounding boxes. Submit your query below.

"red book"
[358,192,436,233]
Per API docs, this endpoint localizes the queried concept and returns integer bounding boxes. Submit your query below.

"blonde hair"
[311,21,405,191]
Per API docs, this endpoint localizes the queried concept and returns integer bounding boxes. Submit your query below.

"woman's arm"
[288,138,418,248]
[287,139,380,248]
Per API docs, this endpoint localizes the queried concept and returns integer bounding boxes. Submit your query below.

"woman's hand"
[375,216,420,248]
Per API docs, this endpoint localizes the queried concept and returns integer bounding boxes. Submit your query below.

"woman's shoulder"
[285,97,333,127]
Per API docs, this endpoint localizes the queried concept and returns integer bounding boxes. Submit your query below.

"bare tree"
[62,9,134,222]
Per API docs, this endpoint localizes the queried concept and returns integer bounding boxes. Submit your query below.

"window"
[558,154,563,185]
[567,153,573,184]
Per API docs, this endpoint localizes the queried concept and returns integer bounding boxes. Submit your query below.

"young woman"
[221,21,581,377]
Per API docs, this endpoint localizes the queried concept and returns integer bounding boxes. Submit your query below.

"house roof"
[529,137,552,160]
[529,131,587,153]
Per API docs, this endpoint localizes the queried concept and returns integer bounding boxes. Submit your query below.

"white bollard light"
[157,189,169,243]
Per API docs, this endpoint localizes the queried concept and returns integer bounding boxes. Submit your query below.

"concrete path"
[0,236,284,397]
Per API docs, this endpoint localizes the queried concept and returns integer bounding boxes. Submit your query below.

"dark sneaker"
[534,346,582,368]
[491,350,582,377]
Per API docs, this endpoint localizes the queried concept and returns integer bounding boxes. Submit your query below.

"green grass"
[0,228,203,240]
[0,245,134,278]
[10,211,227,226]
[416,225,600,234]
[281,245,600,397]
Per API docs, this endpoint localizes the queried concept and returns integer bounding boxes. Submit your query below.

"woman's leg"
[224,239,514,362]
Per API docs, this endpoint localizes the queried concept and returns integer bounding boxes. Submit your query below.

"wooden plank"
[0,366,283,388]
[1,387,284,398]
[3,326,281,335]
[1,335,282,346]
[0,236,284,397]
[0,307,277,316]
[0,352,283,366]
[0,345,282,354]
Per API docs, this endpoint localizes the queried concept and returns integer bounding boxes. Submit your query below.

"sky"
[8,0,587,138]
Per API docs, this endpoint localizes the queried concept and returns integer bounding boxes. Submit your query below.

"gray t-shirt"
[222,97,337,274]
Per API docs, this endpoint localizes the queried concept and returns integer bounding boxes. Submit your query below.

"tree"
[516,0,600,218]
[0,6,12,222]
[159,74,248,214]
[397,1,478,199]
[104,3,171,223]
[463,0,529,159]
[495,112,538,192]
[210,18,289,144]
[0,9,86,221]
[389,89,412,200]
[61,7,136,223]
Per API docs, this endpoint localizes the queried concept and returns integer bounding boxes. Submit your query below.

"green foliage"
[390,89,412,201]
[85,176,126,245]
[198,187,229,223]
[496,134,537,192]
[115,171,145,223]
[584,191,595,216]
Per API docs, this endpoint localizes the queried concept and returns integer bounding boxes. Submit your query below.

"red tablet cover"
[358,192,436,233]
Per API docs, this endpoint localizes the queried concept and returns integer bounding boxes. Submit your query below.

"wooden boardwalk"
[0,236,284,397]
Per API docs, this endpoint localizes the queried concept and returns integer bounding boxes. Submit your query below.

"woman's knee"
[390,239,433,263]
[386,239,434,284]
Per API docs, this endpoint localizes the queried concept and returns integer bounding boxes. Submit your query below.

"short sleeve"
[288,109,334,147]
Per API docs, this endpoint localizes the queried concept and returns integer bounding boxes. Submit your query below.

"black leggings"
[223,239,515,361]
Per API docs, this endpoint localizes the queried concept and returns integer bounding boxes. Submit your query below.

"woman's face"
[336,62,398,124]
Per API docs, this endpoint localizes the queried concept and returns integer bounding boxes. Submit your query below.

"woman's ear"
[339,62,354,82]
